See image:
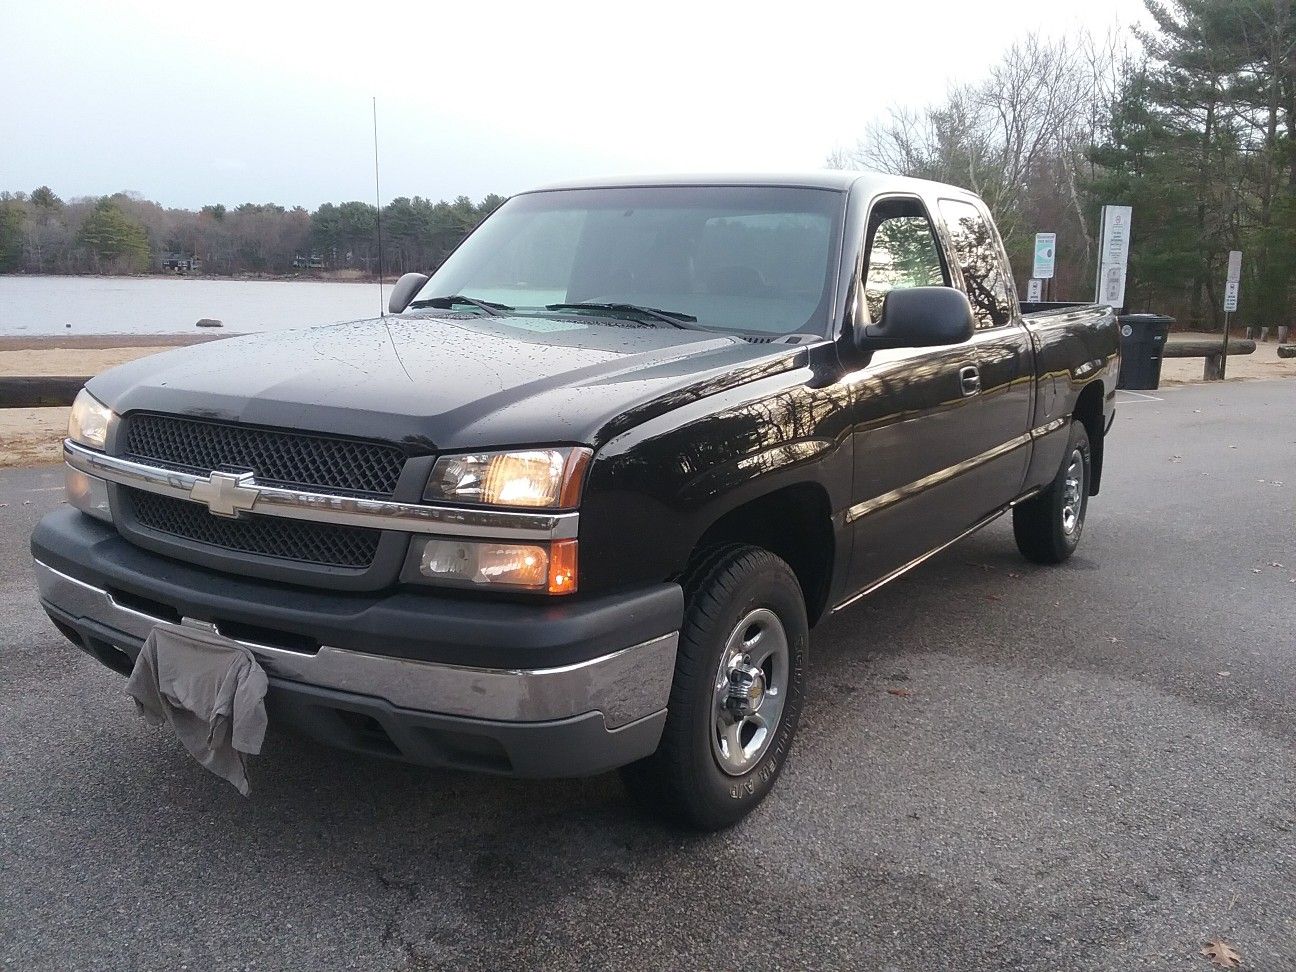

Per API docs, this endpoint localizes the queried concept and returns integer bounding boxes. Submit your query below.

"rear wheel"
[1013,419,1091,564]
[622,545,808,830]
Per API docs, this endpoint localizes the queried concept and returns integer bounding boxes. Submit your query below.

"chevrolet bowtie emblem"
[189,470,260,518]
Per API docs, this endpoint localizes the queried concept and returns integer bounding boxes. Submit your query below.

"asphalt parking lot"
[2,379,1293,972]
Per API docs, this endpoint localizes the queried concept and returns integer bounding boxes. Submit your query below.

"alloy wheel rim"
[1061,448,1084,535]
[712,607,789,776]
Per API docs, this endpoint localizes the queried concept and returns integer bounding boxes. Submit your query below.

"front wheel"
[1013,419,1091,564]
[621,545,808,830]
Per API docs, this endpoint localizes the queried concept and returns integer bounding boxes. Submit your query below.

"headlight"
[67,389,114,451]
[424,448,591,508]
[414,537,578,594]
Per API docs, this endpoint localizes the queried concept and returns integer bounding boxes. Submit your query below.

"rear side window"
[938,199,1014,329]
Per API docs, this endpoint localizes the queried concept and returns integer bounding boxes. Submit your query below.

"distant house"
[292,254,325,270]
[161,252,201,273]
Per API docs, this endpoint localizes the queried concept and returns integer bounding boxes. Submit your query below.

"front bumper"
[31,509,683,777]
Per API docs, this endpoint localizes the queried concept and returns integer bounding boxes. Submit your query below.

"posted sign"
[1033,233,1056,279]
[1096,205,1132,309]
[1224,281,1239,312]
[1026,279,1043,302]
[1224,251,1241,312]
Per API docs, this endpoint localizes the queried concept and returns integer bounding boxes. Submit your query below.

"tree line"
[832,0,1296,330]
[0,188,505,278]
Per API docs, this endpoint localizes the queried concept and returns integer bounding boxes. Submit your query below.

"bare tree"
[832,32,1127,295]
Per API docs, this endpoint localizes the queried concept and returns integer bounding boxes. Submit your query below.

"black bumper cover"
[32,509,682,777]
[32,507,683,669]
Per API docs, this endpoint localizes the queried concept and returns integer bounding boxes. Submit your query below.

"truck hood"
[88,314,812,453]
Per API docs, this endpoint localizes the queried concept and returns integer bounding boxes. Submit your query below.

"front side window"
[937,198,1014,329]
[415,186,846,336]
[862,202,948,321]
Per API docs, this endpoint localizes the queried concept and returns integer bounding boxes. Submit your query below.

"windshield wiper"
[545,302,697,329]
[411,294,513,316]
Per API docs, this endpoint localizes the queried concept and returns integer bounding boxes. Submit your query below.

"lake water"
[0,276,387,336]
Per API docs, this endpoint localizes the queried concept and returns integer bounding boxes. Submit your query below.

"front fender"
[577,350,854,594]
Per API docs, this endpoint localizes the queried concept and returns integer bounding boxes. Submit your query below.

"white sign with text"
[1033,233,1056,279]
[1224,251,1241,311]
[1096,206,1133,308]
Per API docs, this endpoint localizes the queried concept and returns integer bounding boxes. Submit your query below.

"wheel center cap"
[725,663,766,716]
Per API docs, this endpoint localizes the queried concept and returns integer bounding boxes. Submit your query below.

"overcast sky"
[4,0,1148,210]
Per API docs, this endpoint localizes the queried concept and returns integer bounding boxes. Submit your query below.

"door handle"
[959,365,981,397]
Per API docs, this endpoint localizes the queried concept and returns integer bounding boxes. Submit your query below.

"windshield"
[414,185,846,336]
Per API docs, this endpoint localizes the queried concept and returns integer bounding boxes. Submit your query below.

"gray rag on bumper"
[125,625,269,796]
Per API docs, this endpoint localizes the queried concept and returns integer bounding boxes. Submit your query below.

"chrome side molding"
[845,433,1031,524]
[832,504,1012,613]
[1030,417,1067,437]
[844,420,1068,525]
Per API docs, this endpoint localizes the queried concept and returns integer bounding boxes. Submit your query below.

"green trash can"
[1117,314,1173,390]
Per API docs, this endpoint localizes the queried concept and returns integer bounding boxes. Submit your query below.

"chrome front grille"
[123,413,405,497]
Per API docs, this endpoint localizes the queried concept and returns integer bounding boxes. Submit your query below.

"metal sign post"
[1220,250,1242,379]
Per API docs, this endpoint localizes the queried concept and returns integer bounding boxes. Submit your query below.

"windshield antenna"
[372,95,385,317]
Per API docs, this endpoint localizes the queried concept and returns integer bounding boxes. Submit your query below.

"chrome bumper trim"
[33,559,676,728]
[63,440,578,541]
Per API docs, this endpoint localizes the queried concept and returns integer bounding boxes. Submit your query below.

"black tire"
[1013,419,1091,564]
[621,544,808,831]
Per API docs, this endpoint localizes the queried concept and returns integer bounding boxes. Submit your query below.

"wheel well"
[1075,381,1105,495]
[691,483,835,626]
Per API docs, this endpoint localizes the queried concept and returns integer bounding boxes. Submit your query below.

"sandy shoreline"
[1,408,69,467]
[1,330,1292,470]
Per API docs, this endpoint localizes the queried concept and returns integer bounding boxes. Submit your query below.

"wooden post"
[1203,353,1223,381]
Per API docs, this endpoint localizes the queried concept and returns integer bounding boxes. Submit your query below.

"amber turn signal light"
[548,539,578,595]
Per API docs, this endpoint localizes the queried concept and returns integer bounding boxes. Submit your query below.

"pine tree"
[76,198,152,273]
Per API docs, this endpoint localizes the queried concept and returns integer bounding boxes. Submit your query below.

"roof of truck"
[525,171,972,198]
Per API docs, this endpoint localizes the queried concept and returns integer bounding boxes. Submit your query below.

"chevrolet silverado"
[32,172,1118,829]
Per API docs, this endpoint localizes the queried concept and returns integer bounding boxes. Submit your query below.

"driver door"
[842,196,989,596]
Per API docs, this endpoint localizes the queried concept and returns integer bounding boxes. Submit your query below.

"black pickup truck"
[32,173,1118,829]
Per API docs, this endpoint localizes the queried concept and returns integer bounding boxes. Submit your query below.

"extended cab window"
[415,186,845,336]
[937,199,1014,329]
[862,201,948,322]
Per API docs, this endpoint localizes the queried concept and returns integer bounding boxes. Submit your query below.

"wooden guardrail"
[0,376,89,408]
[1164,339,1255,381]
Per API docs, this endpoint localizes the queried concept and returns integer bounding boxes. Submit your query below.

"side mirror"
[856,286,975,350]
[388,272,429,315]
